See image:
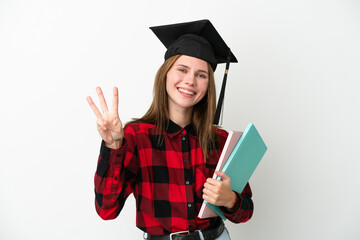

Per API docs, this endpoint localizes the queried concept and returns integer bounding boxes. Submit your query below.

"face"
[166,55,209,113]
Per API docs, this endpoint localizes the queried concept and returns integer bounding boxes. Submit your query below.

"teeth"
[179,88,195,95]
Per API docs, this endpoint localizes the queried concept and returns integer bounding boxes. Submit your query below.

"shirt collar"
[166,120,197,139]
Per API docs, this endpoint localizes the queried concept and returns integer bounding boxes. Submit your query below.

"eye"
[178,68,186,73]
[198,73,208,79]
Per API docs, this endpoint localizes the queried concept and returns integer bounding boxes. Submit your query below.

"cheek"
[166,72,178,88]
[199,80,209,95]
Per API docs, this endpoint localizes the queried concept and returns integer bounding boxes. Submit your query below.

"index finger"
[86,96,102,119]
[206,178,222,187]
[96,87,109,113]
[111,87,119,113]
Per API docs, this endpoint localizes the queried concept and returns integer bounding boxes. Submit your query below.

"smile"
[178,88,196,96]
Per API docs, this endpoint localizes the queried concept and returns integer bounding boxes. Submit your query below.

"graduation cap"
[150,19,237,125]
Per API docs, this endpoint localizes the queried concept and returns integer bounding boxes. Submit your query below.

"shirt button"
[188,203,192,208]
[181,130,185,133]
[183,159,187,163]
[185,181,190,185]
[181,137,185,141]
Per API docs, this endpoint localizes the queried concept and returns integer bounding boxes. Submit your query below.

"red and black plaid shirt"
[94,120,253,235]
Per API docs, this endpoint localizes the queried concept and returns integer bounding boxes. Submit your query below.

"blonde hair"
[136,55,217,160]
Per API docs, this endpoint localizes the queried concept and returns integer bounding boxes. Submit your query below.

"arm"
[220,182,253,223]
[94,135,138,220]
[87,87,138,220]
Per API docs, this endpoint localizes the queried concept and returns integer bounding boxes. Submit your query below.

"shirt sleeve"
[220,182,254,223]
[94,125,138,220]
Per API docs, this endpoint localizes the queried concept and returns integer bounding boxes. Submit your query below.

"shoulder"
[214,126,228,139]
[212,127,228,150]
[124,120,155,131]
[124,120,158,135]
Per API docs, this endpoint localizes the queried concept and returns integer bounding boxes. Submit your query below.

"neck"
[168,105,193,128]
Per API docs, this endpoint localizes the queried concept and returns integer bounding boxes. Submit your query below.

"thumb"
[215,171,230,181]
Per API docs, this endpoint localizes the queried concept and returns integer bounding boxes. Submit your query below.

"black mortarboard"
[150,19,237,125]
[150,19,237,71]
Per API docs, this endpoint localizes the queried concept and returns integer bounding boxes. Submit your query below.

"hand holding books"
[199,123,268,220]
[202,171,238,211]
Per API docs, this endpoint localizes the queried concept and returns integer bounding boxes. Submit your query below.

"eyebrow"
[175,64,209,75]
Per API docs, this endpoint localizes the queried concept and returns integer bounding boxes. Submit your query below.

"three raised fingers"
[87,87,119,119]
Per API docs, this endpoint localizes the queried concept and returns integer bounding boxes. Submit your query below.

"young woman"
[87,20,253,240]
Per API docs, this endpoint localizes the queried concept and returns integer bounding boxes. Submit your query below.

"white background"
[0,0,359,239]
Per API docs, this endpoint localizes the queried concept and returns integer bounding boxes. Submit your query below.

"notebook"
[198,123,267,220]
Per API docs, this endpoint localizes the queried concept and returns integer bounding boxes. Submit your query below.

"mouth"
[178,87,196,96]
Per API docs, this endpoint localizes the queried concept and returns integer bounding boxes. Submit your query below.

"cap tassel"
[213,49,231,125]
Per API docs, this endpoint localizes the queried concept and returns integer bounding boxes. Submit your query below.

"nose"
[184,72,196,86]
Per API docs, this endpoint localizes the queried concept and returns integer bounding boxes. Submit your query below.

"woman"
[87,20,253,240]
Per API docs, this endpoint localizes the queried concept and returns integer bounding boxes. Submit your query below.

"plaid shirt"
[94,120,253,235]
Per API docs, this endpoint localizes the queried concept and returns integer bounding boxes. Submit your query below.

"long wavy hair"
[137,54,217,160]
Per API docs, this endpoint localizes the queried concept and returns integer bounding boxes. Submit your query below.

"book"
[198,123,267,220]
[198,131,243,218]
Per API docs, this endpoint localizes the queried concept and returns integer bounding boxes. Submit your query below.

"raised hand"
[87,87,124,149]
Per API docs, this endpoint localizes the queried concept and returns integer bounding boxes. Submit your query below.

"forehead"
[173,55,209,71]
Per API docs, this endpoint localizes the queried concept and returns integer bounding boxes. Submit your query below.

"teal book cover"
[205,123,267,220]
